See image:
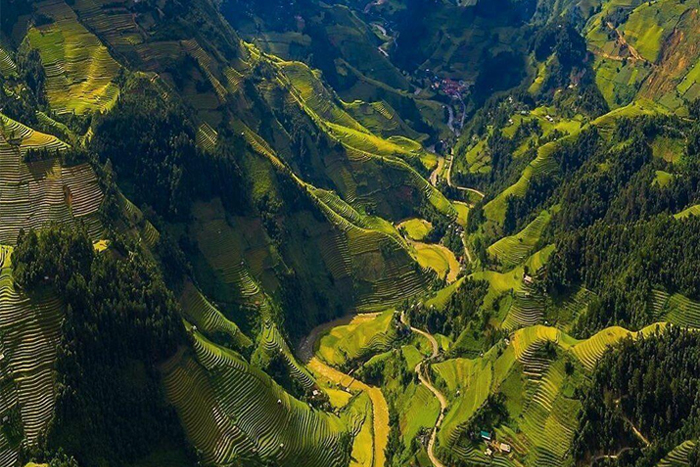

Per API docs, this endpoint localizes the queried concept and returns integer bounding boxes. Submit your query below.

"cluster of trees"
[548,116,700,234]
[574,328,700,466]
[554,135,652,233]
[407,279,488,340]
[531,19,608,117]
[546,215,700,331]
[13,225,192,466]
[535,114,700,333]
[502,126,599,233]
[503,174,557,235]
[90,81,199,217]
[456,130,533,201]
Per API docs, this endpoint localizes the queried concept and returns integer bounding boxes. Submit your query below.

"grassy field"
[654,170,675,188]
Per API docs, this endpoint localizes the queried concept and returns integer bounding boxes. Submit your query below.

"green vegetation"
[164,328,355,467]
[26,0,120,115]
[398,218,433,241]
[3,0,700,466]
[411,242,460,283]
[12,225,192,467]
[574,328,700,465]
[317,311,401,368]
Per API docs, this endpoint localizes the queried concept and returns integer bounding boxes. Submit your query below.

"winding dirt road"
[401,313,448,467]
[298,312,451,467]
[298,314,389,467]
[429,156,445,186]
[445,153,485,199]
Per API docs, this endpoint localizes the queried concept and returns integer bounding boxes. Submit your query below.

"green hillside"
[0,0,699,466]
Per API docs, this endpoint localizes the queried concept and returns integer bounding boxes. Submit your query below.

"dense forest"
[574,328,700,466]
[12,226,191,466]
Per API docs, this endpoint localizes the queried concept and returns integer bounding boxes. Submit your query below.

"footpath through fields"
[298,314,389,467]
[401,312,448,467]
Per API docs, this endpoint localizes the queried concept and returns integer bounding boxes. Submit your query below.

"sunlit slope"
[316,310,398,367]
[163,328,358,467]
[272,60,456,220]
[585,0,700,111]
[27,0,120,115]
[433,322,667,466]
[0,114,104,245]
[0,247,63,466]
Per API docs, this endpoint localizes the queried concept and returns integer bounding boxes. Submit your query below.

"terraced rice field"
[0,247,63,464]
[555,286,598,328]
[191,201,278,304]
[261,321,317,390]
[488,209,552,268]
[657,440,696,466]
[317,311,397,367]
[501,287,546,331]
[280,64,425,168]
[204,128,429,313]
[398,218,432,241]
[179,282,253,350]
[483,137,567,223]
[518,358,581,467]
[508,323,665,372]
[69,0,144,51]
[298,314,391,467]
[28,0,120,115]
[412,242,460,283]
[470,265,527,311]
[674,204,700,219]
[163,330,355,467]
[277,59,458,220]
[298,181,430,312]
[197,123,219,152]
[343,227,428,311]
[308,354,388,467]
[433,321,670,466]
[397,380,441,446]
[0,48,17,77]
[651,290,700,328]
[434,355,496,449]
[0,115,104,244]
